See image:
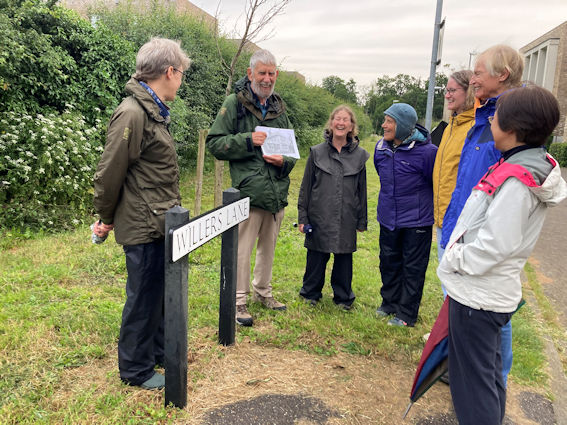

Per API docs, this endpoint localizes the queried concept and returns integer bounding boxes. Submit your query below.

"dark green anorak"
[93,78,181,245]
[206,76,296,213]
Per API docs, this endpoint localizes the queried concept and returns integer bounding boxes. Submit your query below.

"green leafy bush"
[90,1,249,169]
[0,109,102,230]
[549,142,567,167]
[0,0,135,127]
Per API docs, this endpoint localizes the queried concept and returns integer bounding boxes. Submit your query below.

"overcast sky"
[193,0,567,90]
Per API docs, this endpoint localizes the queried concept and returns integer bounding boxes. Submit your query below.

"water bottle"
[90,220,108,244]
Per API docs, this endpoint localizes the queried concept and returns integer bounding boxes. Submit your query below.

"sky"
[193,0,567,91]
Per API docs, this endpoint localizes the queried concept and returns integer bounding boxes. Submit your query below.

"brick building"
[520,21,567,142]
[59,0,305,83]
[59,0,216,28]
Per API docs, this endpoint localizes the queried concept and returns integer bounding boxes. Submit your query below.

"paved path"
[530,167,567,327]
[529,166,567,425]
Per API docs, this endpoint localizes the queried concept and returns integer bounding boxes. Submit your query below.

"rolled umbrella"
[403,296,449,419]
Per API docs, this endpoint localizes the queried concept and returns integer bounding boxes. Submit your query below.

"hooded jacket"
[441,97,501,247]
[93,78,181,245]
[432,108,475,228]
[206,76,296,213]
[298,131,370,254]
[438,148,567,313]
[373,124,438,231]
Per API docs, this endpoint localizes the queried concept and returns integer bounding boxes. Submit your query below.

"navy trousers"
[378,225,432,325]
[448,297,512,425]
[118,240,165,385]
[300,249,355,306]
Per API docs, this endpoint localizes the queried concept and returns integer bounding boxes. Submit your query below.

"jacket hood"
[324,129,360,153]
[234,75,250,93]
[530,156,567,206]
[505,148,567,206]
[398,123,430,147]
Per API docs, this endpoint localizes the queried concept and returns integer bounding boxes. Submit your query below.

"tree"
[321,75,358,104]
[364,73,447,134]
[216,0,291,98]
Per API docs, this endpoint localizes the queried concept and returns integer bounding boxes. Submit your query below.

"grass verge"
[0,137,551,423]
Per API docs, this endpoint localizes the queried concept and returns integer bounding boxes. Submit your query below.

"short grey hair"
[133,37,191,82]
[249,49,277,71]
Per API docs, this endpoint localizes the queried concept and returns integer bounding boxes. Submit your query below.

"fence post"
[194,129,207,217]
[218,188,240,346]
[164,205,189,408]
[214,159,224,207]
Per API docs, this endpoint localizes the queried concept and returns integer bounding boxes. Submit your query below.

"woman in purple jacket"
[374,103,438,326]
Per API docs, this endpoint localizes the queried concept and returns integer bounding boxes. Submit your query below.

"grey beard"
[251,80,275,100]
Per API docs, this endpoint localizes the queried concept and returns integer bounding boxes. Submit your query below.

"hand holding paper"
[255,126,300,159]
[263,154,284,167]
[251,131,267,146]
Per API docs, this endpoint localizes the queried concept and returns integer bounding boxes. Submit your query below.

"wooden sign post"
[164,189,249,408]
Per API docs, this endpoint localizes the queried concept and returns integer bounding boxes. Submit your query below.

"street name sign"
[170,197,249,262]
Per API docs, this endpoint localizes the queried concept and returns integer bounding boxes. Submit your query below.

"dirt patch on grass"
[53,338,549,424]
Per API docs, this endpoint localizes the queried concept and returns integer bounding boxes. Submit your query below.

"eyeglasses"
[488,116,494,124]
[444,87,463,95]
[172,67,186,80]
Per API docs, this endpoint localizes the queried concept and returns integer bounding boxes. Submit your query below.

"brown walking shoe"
[236,304,253,326]
[253,294,287,311]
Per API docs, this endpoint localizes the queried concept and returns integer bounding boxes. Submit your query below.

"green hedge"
[549,142,567,167]
[0,0,376,231]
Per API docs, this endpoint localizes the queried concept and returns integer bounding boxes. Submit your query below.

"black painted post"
[218,188,240,346]
[164,205,189,408]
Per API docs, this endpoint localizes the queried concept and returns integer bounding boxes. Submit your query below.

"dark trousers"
[119,240,165,385]
[378,225,432,325]
[300,249,355,306]
[448,297,512,425]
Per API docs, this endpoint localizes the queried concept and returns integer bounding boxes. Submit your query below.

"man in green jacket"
[93,38,190,390]
[207,49,296,327]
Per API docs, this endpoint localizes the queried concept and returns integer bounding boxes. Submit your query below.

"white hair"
[249,49,277,70]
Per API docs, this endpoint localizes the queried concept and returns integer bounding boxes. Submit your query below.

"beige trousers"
[236,207,285,305]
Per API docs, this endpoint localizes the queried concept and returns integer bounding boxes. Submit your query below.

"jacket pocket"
[147,198,181,239]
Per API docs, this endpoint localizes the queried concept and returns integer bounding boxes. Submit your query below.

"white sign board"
[171,197,249,262]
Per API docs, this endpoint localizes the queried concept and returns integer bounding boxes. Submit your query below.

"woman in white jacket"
[438,86,567,425]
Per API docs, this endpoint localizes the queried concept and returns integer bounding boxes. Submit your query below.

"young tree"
[215,0,291,98]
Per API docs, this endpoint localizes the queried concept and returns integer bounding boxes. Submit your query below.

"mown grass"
[0,137,554,424]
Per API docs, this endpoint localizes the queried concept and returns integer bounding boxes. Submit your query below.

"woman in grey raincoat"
[297,105,369,309]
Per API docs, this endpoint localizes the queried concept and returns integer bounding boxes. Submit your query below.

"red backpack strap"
[475,160,539,196]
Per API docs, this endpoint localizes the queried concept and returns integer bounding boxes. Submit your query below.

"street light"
[468,51,478,69]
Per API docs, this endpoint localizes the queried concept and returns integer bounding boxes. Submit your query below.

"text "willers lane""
[170,198,250,262]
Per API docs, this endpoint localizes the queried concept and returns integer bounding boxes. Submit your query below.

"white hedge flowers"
[0,109,103,230]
